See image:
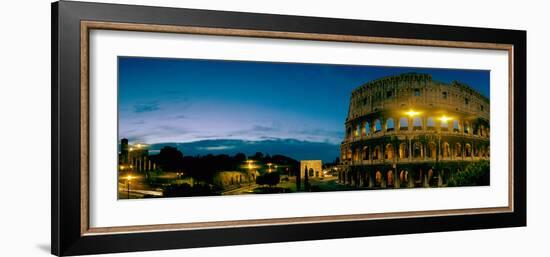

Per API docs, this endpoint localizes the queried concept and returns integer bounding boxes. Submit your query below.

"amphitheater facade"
[338,73,490,188]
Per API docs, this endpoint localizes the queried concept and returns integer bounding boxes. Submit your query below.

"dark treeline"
[148,146,299,182]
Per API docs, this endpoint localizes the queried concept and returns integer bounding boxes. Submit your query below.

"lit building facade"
[118,138,157,172]
[338,73,490,188]
[300,160,324,178]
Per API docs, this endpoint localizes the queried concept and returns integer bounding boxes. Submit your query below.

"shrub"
[448,160,490,187]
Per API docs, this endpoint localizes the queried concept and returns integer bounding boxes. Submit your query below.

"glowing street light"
[438,115,452,123]
[125,175,133,199]
[405,109,421,117]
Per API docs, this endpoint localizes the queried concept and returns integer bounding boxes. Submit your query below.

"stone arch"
[413,117,422,130]
[440,119,449,131]
[362,146,369,160]
[399,143,409,159]
[364,122,370,136]
[386,118,395,132]
[346,148,352,160]
[427,117,436,130]
[374,119,382,133]
[413,142,423,159]
[399,117,409,130]
[385,144,394,160]
[442,142,451,158]
[399,170,409,185]
[308,168,314,177]
[352,147,360,161]
[479,125,485,137]
[361,122,369,136]
[453,120,460,132]
[464,121,470,134]
[387,170,394,187]
[455,143,462,157]
[375,170,383,186]
[465,143,472,157]
[373,146,381,160]
[427,142,437,159]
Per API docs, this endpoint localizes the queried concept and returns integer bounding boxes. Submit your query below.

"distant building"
[213,170,260,189]
[300,160,323,178]
[118,138,157,172]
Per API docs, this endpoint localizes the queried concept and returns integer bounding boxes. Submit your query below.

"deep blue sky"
[119,57,489,145]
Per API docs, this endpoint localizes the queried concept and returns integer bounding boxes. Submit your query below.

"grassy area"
[273,177,357,193]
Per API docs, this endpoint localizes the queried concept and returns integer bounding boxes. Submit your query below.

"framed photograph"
[52,1,526,256]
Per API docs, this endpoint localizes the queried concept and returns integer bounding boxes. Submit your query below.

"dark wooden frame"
[52,1,526,256]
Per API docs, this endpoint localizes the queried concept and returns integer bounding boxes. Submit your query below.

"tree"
[256,172,280,187]
[157,146,184,171]
[448,160,490,187]
[296,165,301,191]
[252,152,264,162]
[304,165,310,192]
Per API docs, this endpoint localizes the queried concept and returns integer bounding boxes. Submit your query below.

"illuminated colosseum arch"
[465,143,472,157]
[353,147,360,161]
[413,142,423,159]
[413,117,423,130]
[455,143,462,157]
[373,146,381,160]
[374,119,382,133]
[464,121,470,134]
[362,122,369,136]
[453,120,460,133]
[362,146,369,160]
[386,118,395,132]
[440,119,449,131]
[442,142,451,158]
[399,170,409,185]
[427,117,436,130]
[375,170,383,186]
[399,117,409,130]
[399,142,408,159]
[427,142,437,159]
[387,170,394,187]
[385,144,394,160]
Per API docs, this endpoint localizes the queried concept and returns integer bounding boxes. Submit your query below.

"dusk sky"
[118,57,489,146]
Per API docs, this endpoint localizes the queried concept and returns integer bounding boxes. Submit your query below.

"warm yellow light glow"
[126,175,133,181]
[438,115,452,122]
[405,109,421,117]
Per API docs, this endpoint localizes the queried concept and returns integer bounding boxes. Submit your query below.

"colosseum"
[337,73,490,188]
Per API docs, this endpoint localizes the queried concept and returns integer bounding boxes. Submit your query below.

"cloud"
[252,125,278,132]
[198,145,236,151]
[133,102,159,113]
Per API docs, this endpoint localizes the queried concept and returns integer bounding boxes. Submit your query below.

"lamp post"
[126,175,132,199]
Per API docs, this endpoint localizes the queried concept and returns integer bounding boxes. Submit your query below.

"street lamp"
[405,109,420,117]
[125,175,133,199]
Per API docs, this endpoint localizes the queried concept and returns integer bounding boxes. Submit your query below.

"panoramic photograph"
[117,57,491,199]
